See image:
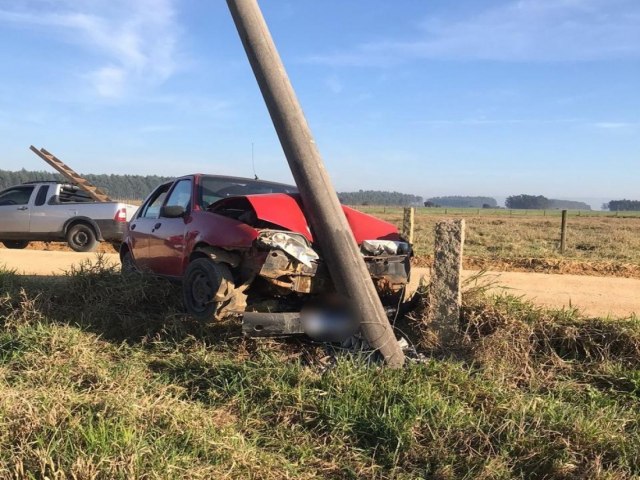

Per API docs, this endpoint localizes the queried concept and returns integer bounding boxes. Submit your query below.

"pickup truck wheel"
[2,240,29,249]
[66,223,98,252]
[183,258,228,321]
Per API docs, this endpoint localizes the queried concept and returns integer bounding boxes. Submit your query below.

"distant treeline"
[0,169,173,200]
[338,190,423,206]
[603,200,640,212]
[426,196,497,208]
[548,199,592,210]
[506,195,591,210]
[2,170,607,210]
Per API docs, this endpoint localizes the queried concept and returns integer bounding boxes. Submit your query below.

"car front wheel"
[182,258,232,321]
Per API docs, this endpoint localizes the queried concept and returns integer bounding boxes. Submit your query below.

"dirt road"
[0,249,119,275]
[1,249,638,318]
[411,268,639,319]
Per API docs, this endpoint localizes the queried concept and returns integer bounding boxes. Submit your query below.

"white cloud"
[0,0,180,98]
[308,0,640,66]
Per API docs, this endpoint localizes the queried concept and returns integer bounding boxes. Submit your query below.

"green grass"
[1,263,640,478]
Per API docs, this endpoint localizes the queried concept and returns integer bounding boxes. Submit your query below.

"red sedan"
[120,174,411,323]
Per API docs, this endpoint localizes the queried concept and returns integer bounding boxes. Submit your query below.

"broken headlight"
[257,230,320,268]
[361,240,410,256]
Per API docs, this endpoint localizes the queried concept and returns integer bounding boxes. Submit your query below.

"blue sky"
[0,0,638,207]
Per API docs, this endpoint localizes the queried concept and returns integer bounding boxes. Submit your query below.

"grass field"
[1,261,639,478]
[353,206,640,278]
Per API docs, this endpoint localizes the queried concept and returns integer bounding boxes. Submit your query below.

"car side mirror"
[160,205,186,218]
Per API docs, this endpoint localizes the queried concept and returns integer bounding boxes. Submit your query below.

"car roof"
[196,174,296,189]
[22,181,64,185]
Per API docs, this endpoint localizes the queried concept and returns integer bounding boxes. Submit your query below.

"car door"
[127,184,170,271]
[0,185,35,234]
[28,185,53,233]
[147,178,192,277]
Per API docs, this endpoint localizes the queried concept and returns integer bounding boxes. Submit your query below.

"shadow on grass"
[0,257,244,347]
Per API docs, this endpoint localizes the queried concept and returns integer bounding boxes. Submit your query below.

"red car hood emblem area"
[210,193,401,243]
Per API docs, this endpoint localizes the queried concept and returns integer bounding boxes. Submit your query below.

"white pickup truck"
[0,181,138,252]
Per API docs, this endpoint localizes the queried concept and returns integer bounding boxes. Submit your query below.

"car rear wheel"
[2,240,29,249]
[121,250,138,274]
[183,258,231,321]
[66,223,98,252]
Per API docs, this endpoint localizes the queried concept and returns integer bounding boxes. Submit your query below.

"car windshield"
[198,175,298,209]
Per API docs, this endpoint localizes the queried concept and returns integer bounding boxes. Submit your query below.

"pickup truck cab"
[121,174,411,323]
[0,181,138,251]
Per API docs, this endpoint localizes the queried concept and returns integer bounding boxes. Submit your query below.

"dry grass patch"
[359,207,640,277]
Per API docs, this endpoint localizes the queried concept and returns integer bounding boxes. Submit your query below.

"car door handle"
[153,222,162,231]
[17,206,28,211]
[130,224,136,230]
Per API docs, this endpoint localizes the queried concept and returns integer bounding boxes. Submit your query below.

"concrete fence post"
[402,207,415,244]
[428,219,465,345]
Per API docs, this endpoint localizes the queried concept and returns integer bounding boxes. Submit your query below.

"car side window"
[0,186,35,206]
[35,185,49,206]
[165,179,192,210]
[140,185,170,219]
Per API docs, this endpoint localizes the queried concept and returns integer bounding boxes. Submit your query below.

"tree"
[549,199,591,210]
[605,199,640,212]
[0,168,173,200]
[338,190,423,206]
[426,196,497,208]
[505,195,551,209]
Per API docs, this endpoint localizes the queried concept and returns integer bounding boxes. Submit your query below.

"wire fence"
[350,206,640,219]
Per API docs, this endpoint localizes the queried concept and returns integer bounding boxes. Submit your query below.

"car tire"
[66,223,98,252]
[2,240,30,249]
[183,258,231,322]
[121,250,138,274]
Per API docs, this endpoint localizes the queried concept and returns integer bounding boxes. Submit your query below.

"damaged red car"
[120,174,411,335]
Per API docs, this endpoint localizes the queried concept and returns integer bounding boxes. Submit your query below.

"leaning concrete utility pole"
[226,0,404,366]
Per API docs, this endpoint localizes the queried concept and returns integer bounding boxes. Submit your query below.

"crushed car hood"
[211,193,401,243]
